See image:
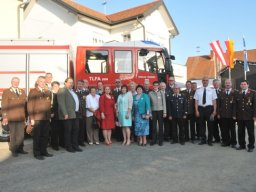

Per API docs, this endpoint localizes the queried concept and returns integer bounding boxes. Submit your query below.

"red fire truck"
[0,40,174,101]
[76,41,174,87]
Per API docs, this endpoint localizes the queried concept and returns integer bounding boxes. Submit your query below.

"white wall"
[0,0,22,38]
[23,0,111,56]
[172,63,187,84]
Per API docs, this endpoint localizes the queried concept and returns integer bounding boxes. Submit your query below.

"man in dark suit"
[165,76,175,141]
[27,76,52,160]
[234,80,256,152]
[50,81,62,151]
[167,84,187,145]
[75,80,89,146]
[212,79,222,143]
[217,79,237,148]
[58,77,82,153]
[112,78,122,141]
[181,80,196,143]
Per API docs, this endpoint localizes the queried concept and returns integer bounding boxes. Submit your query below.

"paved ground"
[0,138,255,192]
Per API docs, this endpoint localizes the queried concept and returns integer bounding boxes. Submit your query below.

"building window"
[85,50,108,73]
[114,50,132,73]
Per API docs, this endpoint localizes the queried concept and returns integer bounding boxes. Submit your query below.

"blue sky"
[76,0,256,65]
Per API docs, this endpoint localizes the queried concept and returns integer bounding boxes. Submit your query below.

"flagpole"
[229,67,231,80]
[244,70,247,80]
[213,52,217,79]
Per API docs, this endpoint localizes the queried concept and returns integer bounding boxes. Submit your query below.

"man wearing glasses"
[194,77,217,146]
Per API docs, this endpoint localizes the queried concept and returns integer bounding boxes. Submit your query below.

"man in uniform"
[75,80,89,146]
[168,84,187,145]
[217,79,237,148]
[212,79,222,143]
[181,80,196,143]
[27,76,53,160]
[234,80,256,152]
[2,77,28,157]
[194,76,217,146]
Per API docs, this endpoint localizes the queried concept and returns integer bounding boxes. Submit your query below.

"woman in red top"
[99,86,116,145]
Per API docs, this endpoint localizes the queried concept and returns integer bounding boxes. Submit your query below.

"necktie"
[226,90,229,96]
[15,89,19,96]
[203,88,206,105]
[242,91,245,98]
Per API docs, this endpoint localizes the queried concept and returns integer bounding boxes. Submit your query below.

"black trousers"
[50,119,61,148]
[213,118,221,142]
[63,119,79,149]
[33,120,50,156]
[172,117,185,142]
[164,118,172,140]
[78,117,86,144]
[220,118,236,145]
[184,114,195,141]
[152,110,164,144]
[195,117,200,138]
[237,120,255,149]
[198,106,214,143]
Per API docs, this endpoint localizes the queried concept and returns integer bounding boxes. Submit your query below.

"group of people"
[1,73,255,160]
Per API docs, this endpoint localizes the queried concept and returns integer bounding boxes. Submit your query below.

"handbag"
[92,116,99,129]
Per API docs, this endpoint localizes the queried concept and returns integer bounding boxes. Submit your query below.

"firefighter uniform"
[218,89,237,147]
[234,89,256,152]
[181,89,196,142]
[167,93,187,144]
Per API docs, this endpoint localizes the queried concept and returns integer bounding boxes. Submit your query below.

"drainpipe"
[136,17,145,41]
[17,0,30,38]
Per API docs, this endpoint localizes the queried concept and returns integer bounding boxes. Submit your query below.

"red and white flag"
[210,40,228,67]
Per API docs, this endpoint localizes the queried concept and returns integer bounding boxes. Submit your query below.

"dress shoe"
[143,143,147,147]
[74,147,83,152]
[212,140,220,143]
[150,141,156,146]
[12,152,18,157]
[171,141,177,144]
[180,142,185,145]
[79,143,86,147]
[34,155,44,160]
[236,146,246,150]
[52,146,59,151]
[198,141,206,145]
[221,143,228,147]
[191,140,195,144]
[208,142,213,146]
[42,152,53,157]
[247,148,254,152]
[231,144,236,148]
[66,148,75,153]
[158,142,163,146]
[18,149,28,154]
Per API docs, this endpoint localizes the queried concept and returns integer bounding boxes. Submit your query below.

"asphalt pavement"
[0,138,255,192]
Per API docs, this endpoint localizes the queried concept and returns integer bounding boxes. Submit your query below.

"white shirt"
[194,86,217,106]
[86,94,100,117]
[69,89,79,112]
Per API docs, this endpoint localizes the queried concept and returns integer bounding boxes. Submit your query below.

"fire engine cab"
[75,41,174,87]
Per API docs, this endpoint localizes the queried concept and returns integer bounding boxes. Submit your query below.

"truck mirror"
[139,49,149,56]
[170,55,175,60]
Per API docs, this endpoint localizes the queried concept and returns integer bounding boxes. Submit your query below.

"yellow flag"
[225,40,235,69]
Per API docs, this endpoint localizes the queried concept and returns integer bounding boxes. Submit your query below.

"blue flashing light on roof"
[141,40,160,46]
